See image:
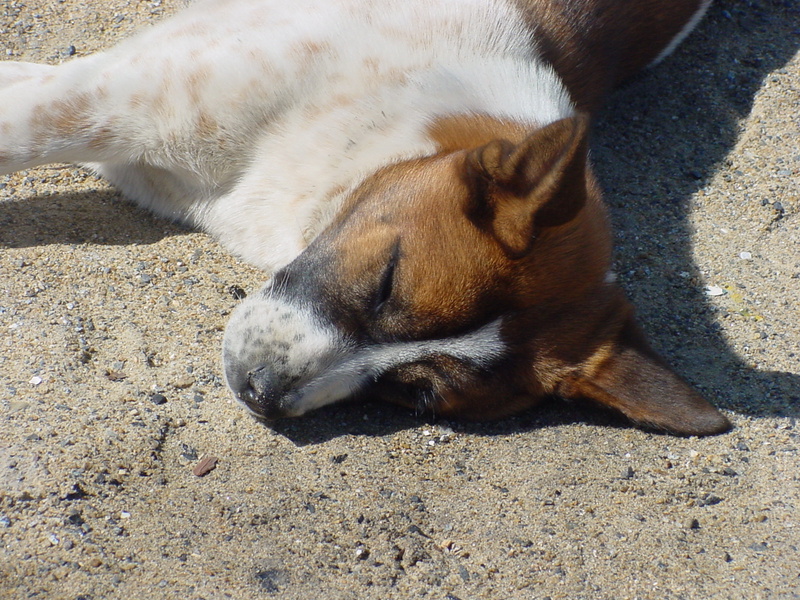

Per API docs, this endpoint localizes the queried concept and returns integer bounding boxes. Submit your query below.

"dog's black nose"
[240,366,285,419]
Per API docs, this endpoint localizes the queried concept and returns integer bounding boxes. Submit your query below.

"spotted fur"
[1,0,730,435]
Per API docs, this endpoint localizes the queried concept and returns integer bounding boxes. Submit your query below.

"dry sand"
[1,1,798,598]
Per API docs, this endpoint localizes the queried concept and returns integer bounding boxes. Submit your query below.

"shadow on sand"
[590,0,800,424]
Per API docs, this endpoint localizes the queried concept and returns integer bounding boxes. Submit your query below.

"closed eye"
[373,242,400,315]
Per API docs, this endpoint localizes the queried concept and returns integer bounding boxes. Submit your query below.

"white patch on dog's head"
[222,291,352,417]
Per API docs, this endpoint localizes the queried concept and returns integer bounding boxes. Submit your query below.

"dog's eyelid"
[373,241,401,315]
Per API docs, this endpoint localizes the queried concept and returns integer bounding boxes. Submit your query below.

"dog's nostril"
[247,365,275,397]
[240,366,291,420]
[243,366,285,410]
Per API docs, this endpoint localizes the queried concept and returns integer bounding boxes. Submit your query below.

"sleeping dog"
[0,0,730,435]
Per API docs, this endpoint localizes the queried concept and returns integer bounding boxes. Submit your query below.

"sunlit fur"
[1,0,730,435]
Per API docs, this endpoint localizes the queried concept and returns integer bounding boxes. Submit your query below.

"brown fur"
[512,0,708,110]
[301,110,729,435]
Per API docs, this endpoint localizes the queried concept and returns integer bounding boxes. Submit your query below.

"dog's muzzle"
[222,283,353,419]
[222,277,507,420]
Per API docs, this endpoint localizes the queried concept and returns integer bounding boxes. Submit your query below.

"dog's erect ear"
[467,115,589,256]
[557,314,732,436]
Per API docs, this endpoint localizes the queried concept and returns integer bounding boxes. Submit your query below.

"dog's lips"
[234,366,330,420]
[237,388,301,421]
[224,305,507,420]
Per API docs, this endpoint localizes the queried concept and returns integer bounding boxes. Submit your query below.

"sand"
[1,1,798,598]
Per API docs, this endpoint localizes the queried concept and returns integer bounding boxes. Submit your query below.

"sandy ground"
[1,1,798,598]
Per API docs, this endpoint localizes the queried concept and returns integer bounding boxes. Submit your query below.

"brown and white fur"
[0,0,730,435]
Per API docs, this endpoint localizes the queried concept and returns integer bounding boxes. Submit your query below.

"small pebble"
[704,285,726,297]
[150,393,167,405]
[699,494,723,507]
[228,285,247,300]
[739,252,752,260]
[172,375,195,389]
[192,455,219,477]
[106,370,126,382]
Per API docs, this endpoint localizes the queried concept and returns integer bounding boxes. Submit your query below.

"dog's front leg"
[0,61,56,90]
[0,56,119,175]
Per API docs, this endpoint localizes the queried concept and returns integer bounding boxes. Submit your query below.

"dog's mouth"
[228,333,505,420]
[222,288,507,421]
[234,363,433,421]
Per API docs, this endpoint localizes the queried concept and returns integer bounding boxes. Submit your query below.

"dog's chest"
[113,0,530,155]
[66,0,569,270]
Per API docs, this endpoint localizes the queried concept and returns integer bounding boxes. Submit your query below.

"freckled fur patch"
[0,0,726,432]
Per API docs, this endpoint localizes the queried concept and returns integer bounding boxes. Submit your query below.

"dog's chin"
[361,377,438,416]
[364,358,479,416]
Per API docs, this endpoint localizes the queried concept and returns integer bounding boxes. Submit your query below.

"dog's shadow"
[266,396,634,447]
[0,185,187,248]
[592,0,800,422]
[2,0,797,445]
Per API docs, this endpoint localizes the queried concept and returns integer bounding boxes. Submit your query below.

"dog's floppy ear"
[466,115,589,256]
[557,313,732,436]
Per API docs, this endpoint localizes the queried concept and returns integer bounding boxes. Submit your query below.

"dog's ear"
[557,313,732,436]
[466,115,589,256]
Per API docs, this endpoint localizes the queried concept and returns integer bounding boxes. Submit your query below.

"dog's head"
[223,116,730,436]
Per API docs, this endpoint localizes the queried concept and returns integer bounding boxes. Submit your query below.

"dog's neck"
[208,57,574,271]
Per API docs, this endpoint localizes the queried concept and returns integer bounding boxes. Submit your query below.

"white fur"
[0,0,572,273]
[650,0,713,66]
